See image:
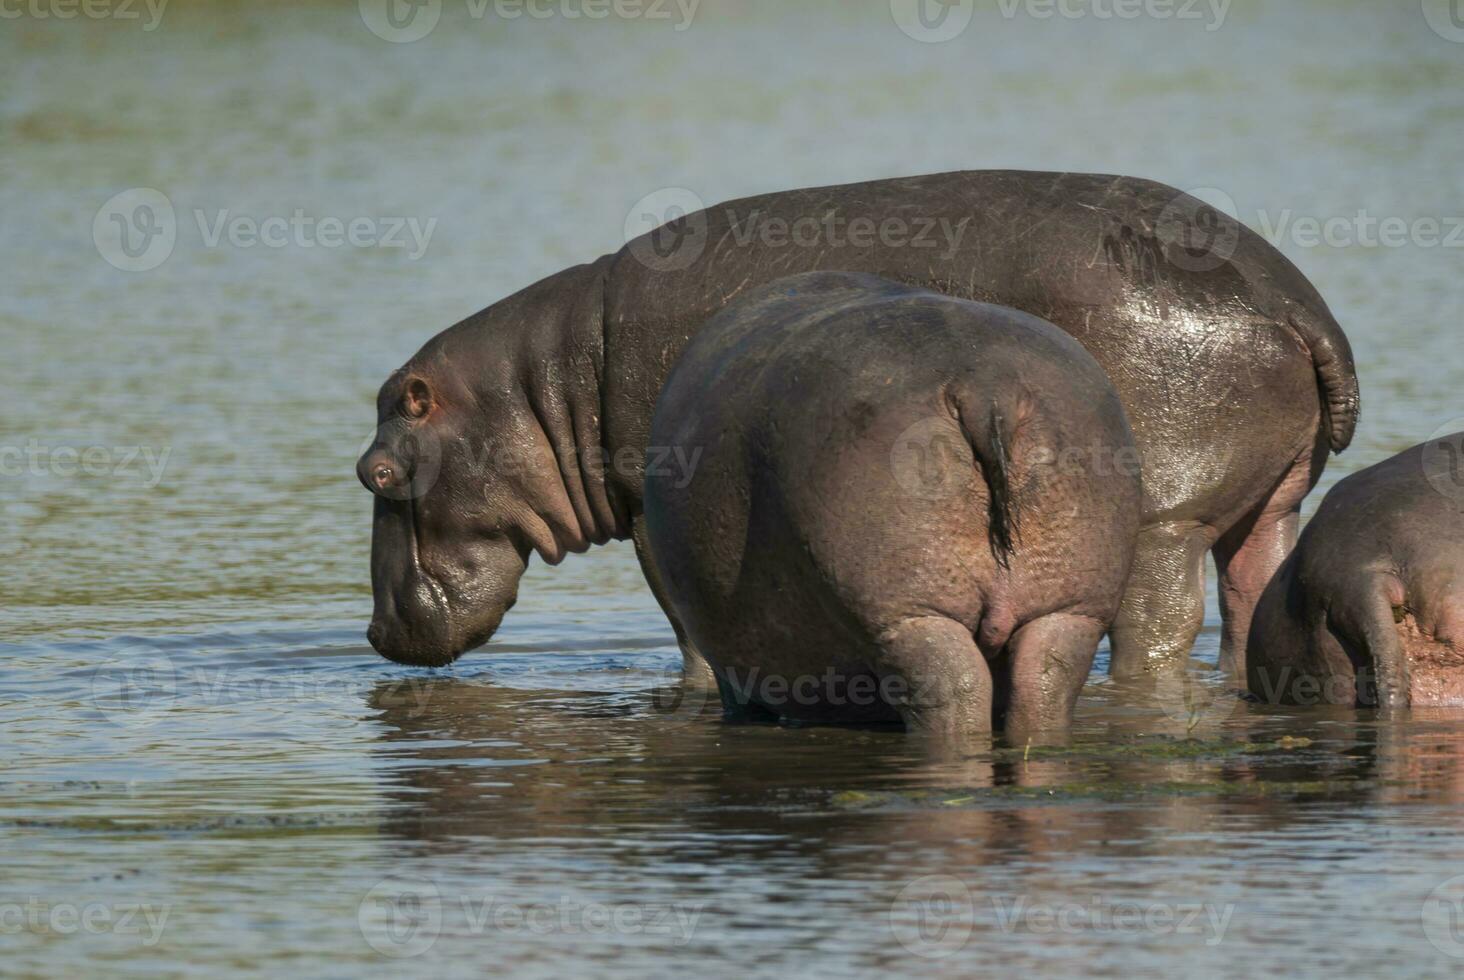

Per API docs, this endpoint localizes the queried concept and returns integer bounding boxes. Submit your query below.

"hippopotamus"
[357,169,1358,678]
[1248,435,1464,709]
[641,272,1141,734]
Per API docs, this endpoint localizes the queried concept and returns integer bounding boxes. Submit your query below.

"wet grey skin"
[1248,436,1464,710]
[356,169,1359,678]
[641,272,1142,736]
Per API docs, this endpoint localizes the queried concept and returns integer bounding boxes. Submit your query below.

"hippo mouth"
[366,496,522,668]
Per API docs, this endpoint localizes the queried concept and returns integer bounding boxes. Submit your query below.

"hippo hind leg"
[1214,440,1325,679]
[1108,522,1215,679]
[1001,613,1105,739]
[875,617,994,737]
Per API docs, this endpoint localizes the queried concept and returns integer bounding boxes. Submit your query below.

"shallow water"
[3,1,1464,975]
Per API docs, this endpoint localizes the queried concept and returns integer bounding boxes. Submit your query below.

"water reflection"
[365,673,1464,861]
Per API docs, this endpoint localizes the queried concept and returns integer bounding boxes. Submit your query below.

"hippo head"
[358,262,620,666]
[356,359,521,666]
[357,338,595,666]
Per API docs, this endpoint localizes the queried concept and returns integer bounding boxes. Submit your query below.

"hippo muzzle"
[365,495,524,668]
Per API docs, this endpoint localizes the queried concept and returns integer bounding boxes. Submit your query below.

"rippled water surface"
[4,1,1464,976]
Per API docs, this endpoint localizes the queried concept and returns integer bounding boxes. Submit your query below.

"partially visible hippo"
[357,170,1358,677]
[1248,435,1464,708]
[642,272,1142,735]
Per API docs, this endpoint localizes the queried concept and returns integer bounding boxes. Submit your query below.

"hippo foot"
[681,642,718,691]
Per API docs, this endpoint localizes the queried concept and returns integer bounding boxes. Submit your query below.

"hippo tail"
[1289,304,1360,454]
[956,397,1020,570]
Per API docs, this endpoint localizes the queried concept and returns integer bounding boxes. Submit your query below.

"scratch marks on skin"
[720,275,756,306]
[1101,223,1172,323]
[709,222,743,268]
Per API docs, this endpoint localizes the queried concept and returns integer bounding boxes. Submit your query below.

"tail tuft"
[1289,310,1360,454]
[979,406,1018,569]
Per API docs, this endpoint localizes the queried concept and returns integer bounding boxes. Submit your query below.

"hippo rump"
[641,272,1141,735]
[356,170,1359,678]
[1248,435,1464,709]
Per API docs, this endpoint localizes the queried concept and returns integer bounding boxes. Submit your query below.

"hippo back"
[607,169,1355,531]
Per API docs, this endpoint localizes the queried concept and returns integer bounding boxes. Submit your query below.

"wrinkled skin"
[1248,435,1464,709]
[358,170,1358,674]
[642,273,1142,737]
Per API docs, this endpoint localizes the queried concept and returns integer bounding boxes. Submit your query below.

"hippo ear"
[403,378,433,420]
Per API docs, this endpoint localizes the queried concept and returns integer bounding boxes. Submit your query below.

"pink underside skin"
[1398,615,1464,707]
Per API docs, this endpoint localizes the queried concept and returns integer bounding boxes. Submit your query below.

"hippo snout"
[366,613,462,668]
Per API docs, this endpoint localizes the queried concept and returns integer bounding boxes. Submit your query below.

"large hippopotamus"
[642,272,1141,735]
[357,170,1358,678]
[1248,435,1464,709]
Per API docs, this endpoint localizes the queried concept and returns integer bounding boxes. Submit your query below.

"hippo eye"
[402,378,433,420]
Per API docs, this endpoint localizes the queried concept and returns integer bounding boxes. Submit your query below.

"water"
[3,1,1464,975]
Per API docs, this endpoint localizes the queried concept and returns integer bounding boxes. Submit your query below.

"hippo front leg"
[631,514,718,689]
[1002,613,1105,739]
[1109,522,1216,679]
[875,617,994,737]
[1342,588,1413,711]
